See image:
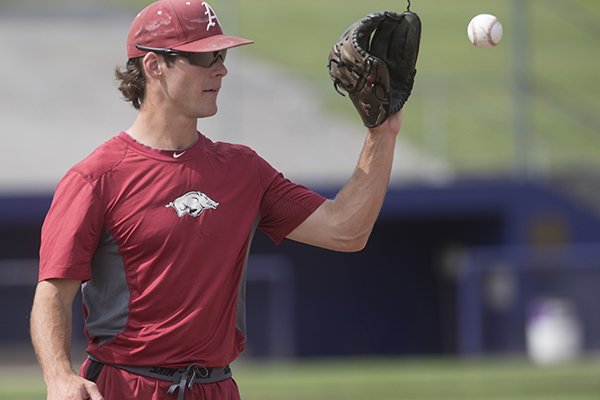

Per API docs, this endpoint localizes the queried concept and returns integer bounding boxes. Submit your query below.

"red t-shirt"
[39,132,325,367]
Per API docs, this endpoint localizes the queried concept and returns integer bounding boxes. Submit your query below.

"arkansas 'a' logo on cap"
[202,2,220,31]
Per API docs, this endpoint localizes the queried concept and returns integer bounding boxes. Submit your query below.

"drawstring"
[167,365,211,400]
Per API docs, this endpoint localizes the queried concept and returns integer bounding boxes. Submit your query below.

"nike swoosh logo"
[173,151,186,159]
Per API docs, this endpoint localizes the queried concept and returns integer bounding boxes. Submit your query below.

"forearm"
[31,280,77,383]
[327,129,397,245]
[287,111,402,251]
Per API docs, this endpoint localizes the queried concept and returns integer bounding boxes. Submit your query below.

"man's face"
[158,54,228,119]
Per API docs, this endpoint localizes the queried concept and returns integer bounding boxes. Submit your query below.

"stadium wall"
[1,178,599,358]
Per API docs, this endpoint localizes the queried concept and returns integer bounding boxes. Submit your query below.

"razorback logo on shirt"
[165,191,219,218]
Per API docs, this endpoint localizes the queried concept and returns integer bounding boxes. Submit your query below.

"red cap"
[127,0,253,58]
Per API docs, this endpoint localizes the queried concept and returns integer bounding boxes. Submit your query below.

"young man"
[30,0,403,399]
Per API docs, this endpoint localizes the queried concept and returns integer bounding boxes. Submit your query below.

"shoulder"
[204,136,257,157]
[202,136,260,161]
[70,136,128,183]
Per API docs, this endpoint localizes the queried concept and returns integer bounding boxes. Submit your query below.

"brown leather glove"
[328,9,421,128]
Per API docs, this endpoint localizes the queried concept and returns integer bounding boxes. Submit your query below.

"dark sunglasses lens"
[188,50,227,67]
[216,49,227,63]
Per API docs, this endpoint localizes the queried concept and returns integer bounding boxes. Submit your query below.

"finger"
[84,382,104,400]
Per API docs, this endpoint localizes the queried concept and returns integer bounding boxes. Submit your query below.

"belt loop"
[84,358,105,383]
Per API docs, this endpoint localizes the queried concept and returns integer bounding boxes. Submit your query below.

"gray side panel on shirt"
[82,231,129,344]
[236,219,259,338]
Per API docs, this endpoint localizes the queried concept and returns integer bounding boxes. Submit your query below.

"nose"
[212,57,227,77]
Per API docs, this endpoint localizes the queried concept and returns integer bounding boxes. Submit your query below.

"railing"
[457,244,600,364]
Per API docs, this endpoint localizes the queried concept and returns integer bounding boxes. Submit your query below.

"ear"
[142,52,162,80]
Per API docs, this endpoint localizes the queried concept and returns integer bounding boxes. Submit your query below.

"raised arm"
[31,279,103,400]
[287,110,403,252]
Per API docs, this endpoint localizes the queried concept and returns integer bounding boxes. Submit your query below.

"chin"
[196,106,218,119]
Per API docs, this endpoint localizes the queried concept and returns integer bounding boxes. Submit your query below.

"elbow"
[343,239,368,253]
[317,200,374,252]
[328,218,374,253]
[331,231,370,253]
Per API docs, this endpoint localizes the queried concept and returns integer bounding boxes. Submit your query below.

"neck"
[126,107,199,151]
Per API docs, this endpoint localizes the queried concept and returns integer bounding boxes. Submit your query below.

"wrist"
[366,127,399,147]
[43,363,76,384]
[367,110,403,137]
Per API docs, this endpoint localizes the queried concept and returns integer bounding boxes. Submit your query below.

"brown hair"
[115,55,176,109]
[115,58,146,110]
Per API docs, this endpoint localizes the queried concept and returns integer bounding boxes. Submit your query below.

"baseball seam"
[486,17,499,47]
[470,22,478,47]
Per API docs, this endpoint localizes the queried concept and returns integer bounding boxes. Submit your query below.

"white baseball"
[467,14,503,48]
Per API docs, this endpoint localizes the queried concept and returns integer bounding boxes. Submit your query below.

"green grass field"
[236,0,600,174]
[12,0,600,171]
[122,0,600,174]
[2,357,599,400]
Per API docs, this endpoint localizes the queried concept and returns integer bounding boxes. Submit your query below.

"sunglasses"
[135,45,227,68]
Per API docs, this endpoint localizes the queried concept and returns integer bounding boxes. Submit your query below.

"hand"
[368,110,404,137]
[47,372,103,400]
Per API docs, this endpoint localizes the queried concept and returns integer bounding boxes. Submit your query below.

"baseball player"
[29,1,405,399]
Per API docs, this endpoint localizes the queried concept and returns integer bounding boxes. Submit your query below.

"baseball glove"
[328,9,421,128]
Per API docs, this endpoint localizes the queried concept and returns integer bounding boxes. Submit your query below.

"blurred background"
[1,0,599,398]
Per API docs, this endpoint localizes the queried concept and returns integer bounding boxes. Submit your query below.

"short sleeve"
[39,171,105,282]
[256,156,326,244]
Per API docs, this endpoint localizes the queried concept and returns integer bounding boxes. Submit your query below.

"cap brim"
[172,34,254,53]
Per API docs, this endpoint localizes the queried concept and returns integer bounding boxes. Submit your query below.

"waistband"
[87,356,232,400]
